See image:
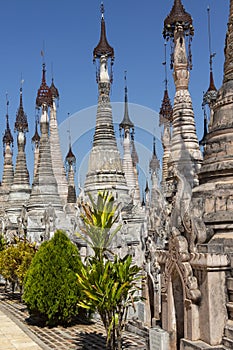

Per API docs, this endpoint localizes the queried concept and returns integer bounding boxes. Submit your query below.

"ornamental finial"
[15,82,28,133]
[3,95,13,153]
[36,62,52,108]
[119,71,134,132]
[93,4,114,60]
[160,44,173,126]
[163,0,194,70]
[101,2,104,19]
[203,6,217,107]
[93,4,114,83]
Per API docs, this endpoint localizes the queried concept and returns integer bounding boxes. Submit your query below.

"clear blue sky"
[0,0,229,188]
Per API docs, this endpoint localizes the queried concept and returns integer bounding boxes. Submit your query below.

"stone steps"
[126,321,149,339]
[180,339,225,349]
[224,320,233,339]
[222,336,233,349]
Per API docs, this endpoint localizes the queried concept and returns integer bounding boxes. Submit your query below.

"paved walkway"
[0,288,148,349]
[0,309,42,350]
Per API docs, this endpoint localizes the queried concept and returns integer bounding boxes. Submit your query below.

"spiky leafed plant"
[76,191,143,350]
[78,191,121,258]
[77,254,142,350]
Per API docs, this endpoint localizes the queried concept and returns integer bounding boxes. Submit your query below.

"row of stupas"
[3,0,233,348]
[0,3,145,262]
[0,64,78,241]
[139,0,233,349]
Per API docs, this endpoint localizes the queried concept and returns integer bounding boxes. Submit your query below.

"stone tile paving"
[0,310,41,350]
[0,288,148,350]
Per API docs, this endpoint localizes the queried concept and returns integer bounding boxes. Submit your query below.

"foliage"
[23,230,82,326]
[77,254,142,349]
[77,191,143,350]
[0,234,6,252]
[78,191,121,258]
[0,240,36,292]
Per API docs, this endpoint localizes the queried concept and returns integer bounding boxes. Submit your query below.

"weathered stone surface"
[84,78,128,200]
[27,106,65,239]
[180,339,224,349]
[149,327,169,350]
[50,100,68,205]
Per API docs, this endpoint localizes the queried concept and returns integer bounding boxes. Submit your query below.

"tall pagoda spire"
[119,72,140,203]
[191,4,233,343]
[49,75,68,205]
[119,72,134,131]
[2,97,14,188]
[84,3,128,199]
[36,63,52,109]
[65,134,77,204]
[149,137,162,212]
[198,0,233,184]
[7,85,31,225]
[27,63,63,239]
[202,6,217,132]
[149,137,160,176]
[199,105,208,147]
[163,0,202,186]
[131,134,141,203]
[224,0,233,83]
[31,119,40,180]
[12,84,30,186]
[159,43,173,185]
[93,2,114,83]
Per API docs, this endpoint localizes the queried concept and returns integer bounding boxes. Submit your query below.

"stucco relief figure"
[145,235,153,263]
[99,55,110,83]
[162,226,201,304]
[165,166,212,251]
[227,195,233,210]
[162,123,171,149]
[0,212,7,235]
[174,89,192,104]
[41,205,56,241]
[170,226,189,262]
[170,167,192,229]
[21,205,28,233]
[41,210,50,241]
[173,25,190,90]
[151,258,161,292]
[174,25,187,65]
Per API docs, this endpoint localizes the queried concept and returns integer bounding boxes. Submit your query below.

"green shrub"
[0,234,6,252]
[23,230,81,326]
[0,241,36,292]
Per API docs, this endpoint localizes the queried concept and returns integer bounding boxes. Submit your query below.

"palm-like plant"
[77,254,141,350]
[78,191,121,258]
[76,191,143,350]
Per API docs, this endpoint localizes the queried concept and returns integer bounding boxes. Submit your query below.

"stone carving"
[174,25,188,66]
[169,167,192,230]
[0,210,9,236]
[165,166,213,251]
[161,226,201,303]
[16,204,28,238]
[41,204,56,241]
[182,204,210,251]
[174,89,192,104]
[224,5,233,82]
[227,195,233,210]
[99,82,110,100]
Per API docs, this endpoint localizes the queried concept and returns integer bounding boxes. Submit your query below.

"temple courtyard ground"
[0,287,147,350]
